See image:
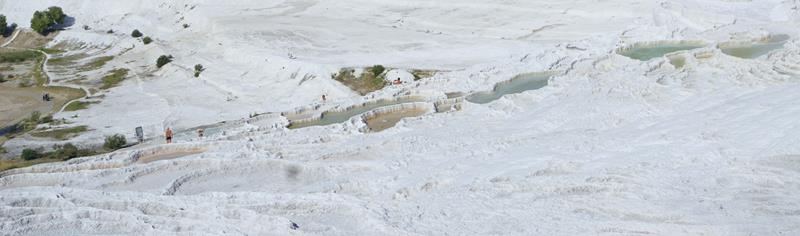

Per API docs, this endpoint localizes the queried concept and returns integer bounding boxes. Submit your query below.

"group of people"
[163,127,204,144]
[41,93,51,102]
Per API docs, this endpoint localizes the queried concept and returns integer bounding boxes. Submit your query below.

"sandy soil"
[365,108,428,132]
[0,84,52,128]
[4,30,58,49]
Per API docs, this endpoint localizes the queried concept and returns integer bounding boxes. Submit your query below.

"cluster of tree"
[20,134,126,161]
[31,6,66,34]
[21,143,92,161]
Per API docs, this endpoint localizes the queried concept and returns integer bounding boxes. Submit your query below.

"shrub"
[156,55,173,68]
[106,29,114,34]
[53,143,78,160]
[103,134,127,150]
[194,64,203,77]
[370,65,385,76]
[21,149,41,160]
[131,29,142,38]
[182,23,190,29]
[0,15,6,35]
[142,36,152,45]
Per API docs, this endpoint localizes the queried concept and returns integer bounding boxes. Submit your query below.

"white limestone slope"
[1,0,800,235]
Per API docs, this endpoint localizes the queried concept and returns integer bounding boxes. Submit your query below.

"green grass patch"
[47,53,88,66]
[332,67,387,95]
[100,68,129,89]
[0,50,41,63]
[39,47,65,54]
[30,125,89,140]
[80,56,114,72]
[63,100,98,111]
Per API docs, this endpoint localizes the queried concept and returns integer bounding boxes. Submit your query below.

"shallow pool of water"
[719,36,789,59]
[466,73,551,104]
[618,42,706,61]
[289,97,426,129]
[171,123,225,142]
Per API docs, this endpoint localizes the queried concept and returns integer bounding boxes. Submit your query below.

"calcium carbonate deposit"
[1,0,800,235]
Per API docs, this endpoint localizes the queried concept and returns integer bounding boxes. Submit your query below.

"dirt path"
[0,29,21,47]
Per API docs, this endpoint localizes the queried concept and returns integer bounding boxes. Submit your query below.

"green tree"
[142,36,152,44]
[0,15,7,35]
[31,11,51,34]
[30,7,66,35]
[47,6,65,25]
[131,29,142,38]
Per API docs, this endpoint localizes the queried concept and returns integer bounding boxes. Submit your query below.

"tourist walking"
[165,127,174,144]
